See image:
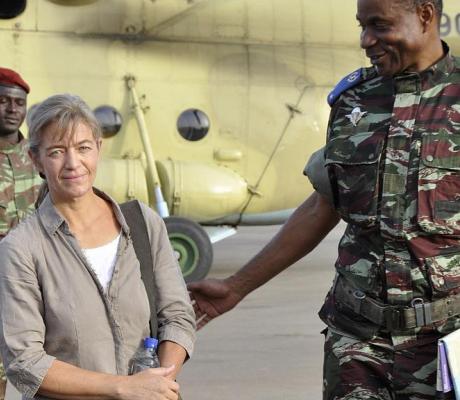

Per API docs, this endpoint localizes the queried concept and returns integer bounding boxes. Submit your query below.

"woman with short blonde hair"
[0,94,195,400]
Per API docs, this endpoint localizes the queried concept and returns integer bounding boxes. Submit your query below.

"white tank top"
[82,233,121,291]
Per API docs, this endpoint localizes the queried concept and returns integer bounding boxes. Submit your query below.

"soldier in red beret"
[0,67,30,94]
[0,68,40,398]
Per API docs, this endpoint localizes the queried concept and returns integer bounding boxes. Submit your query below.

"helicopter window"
[0,0,26,19]
[177,109,210,142]
[94,105,123,138]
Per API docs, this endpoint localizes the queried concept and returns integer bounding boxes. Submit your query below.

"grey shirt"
[0,191,196,399]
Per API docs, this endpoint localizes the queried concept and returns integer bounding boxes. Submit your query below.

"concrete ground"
[6,222,345,400]
[179,222,345,400]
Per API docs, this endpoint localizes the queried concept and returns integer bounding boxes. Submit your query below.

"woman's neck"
[52,190,105,230]
[52,190,120,248]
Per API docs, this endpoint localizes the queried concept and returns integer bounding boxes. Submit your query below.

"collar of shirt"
[393,41,455,94]
[0,131,27,154]
[37,188,131,240]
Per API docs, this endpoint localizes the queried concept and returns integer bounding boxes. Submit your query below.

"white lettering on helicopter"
[441,13,460,37]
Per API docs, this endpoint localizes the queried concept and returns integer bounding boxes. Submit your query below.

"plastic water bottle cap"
[143,337,159,349]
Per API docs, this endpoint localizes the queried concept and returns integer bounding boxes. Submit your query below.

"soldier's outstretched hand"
[187,278,244,330]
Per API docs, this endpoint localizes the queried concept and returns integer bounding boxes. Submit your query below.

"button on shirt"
[0,191,196,399]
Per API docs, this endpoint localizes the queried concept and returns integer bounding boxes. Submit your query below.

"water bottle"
[129,337,161,374]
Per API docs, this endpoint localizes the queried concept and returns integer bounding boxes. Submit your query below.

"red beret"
[0,67,30,93]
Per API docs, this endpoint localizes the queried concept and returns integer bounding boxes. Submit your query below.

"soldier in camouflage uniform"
[0,68,41,240]
[0,68,41,397]
[188,0,459,399]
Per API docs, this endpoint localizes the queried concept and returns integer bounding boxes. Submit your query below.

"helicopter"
[1,0,460,282]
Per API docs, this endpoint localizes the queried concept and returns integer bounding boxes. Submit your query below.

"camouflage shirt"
[319,48,460,348]
[0,132,41,240]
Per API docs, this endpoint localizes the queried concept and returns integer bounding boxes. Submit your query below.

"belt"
[334,277,460,331]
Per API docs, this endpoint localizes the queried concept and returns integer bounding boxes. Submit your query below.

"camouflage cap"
[0,67,30,93]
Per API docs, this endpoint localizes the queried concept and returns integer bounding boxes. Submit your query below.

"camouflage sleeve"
[303,146,333,204]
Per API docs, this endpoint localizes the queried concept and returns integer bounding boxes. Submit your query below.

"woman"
[0,94,195,400]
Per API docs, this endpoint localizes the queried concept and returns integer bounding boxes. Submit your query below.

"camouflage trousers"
[322,329,439,400]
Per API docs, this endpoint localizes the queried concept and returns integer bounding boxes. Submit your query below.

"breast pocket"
[418,132,460,236]
[325,132,385,227]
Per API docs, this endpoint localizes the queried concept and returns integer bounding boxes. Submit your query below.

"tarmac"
[180,222,345,400]
[5,222,345,400]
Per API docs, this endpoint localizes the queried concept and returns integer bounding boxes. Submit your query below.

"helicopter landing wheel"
[164,217,213,283]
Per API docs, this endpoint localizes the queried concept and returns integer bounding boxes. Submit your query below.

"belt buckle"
[384,307,403,331]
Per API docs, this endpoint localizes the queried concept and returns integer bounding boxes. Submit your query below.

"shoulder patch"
[327,68,367,107]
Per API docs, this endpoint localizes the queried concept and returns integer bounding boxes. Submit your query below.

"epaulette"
[327,67,376,107]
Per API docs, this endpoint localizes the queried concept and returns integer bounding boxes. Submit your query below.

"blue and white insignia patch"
[347,71,360,83]
[327,68,364,107]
